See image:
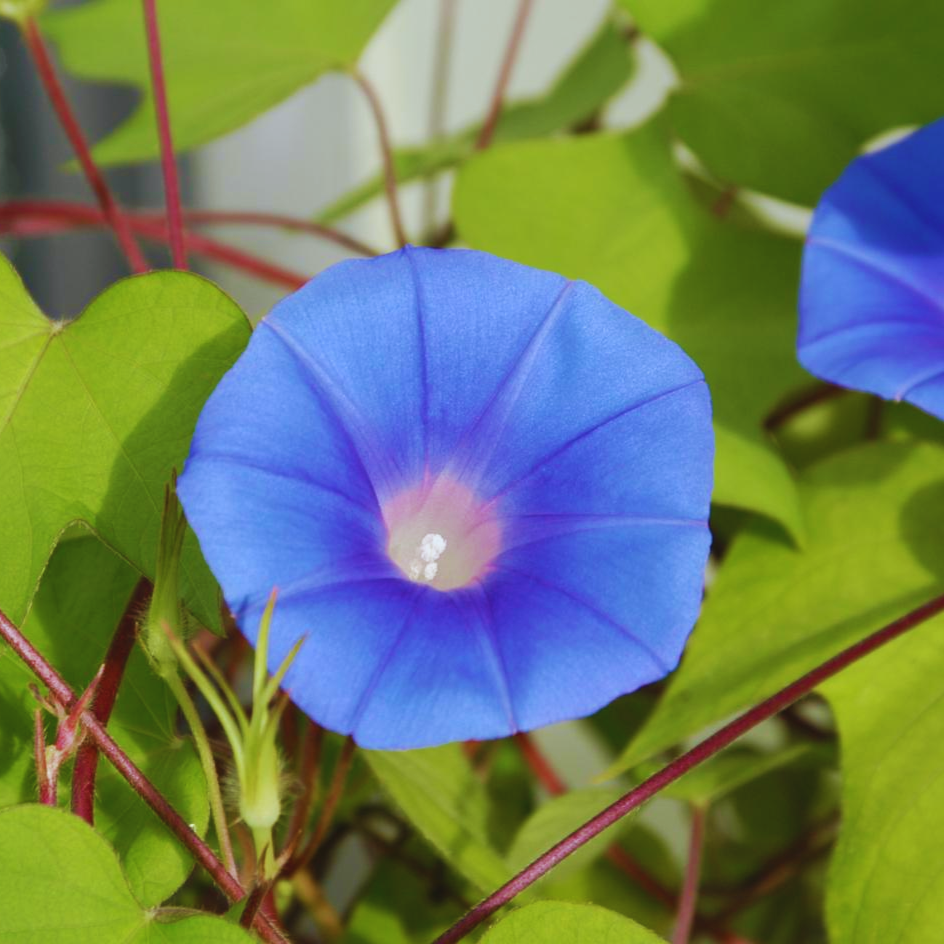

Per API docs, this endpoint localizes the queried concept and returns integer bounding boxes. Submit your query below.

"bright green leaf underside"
[42,0,397,166]
[627,0,944,203]
[453,127,808,540]
[0,256,249,630]
[480,901,666,943]
[612,440,944,772]
[0,805,253,943]
[824,614,944,943]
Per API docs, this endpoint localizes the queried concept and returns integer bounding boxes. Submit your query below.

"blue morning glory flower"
[178,247,713,750]
[799,118,944,420]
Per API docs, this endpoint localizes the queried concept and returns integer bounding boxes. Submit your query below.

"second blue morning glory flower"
[179,246,713,750]
[799,117,944,419]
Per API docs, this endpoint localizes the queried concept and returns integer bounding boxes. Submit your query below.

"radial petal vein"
[496,564,671,674]
[449,279,574,480]
[487,377,706,504]
[348,590,425,733]
[805,236,944,319]
[190,450,377,517]
[494,513,708,557]
[468,583,518,730]
[404,247,431,465]
[262,319,402,499]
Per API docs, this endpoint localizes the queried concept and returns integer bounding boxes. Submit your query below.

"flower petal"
[180,247,715,748]
[490,521,710,729]
[799,119,944,418]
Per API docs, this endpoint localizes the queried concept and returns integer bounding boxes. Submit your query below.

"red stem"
[239,881,271,931]
[764,382,846,431]
[474,0,534,150]
[71,577,150,823]
[0,200,308,289]
[0,199,377,258]
[432,589,944,944]
[22,18,148,273]
[353,71,408,248]
[154,223,308,289]
[181,209,380,258]
[284,720,325,855]
[0,606,287,944]
[288,736,356,875]
[514,731,676,909]
[712,814,837,923]
[673,807,707,944]
[605,845,676,910]
[142,0,186,269]
[513,732,567,795]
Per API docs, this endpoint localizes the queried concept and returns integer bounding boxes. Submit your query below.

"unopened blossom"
[179,247,713,750]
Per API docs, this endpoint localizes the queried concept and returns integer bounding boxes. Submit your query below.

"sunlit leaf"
[316,14,636,225]
[824,614,944,943]
[0,805,253,942]
[610,440,944,772]
[0,256,249,629]
[454,128,807,538]
[42,0,397,166]
[479,900,666,943]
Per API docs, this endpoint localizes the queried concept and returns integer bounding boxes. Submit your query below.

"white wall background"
[193,0,622,316]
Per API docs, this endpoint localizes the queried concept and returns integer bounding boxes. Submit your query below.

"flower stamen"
[384,477,501,591]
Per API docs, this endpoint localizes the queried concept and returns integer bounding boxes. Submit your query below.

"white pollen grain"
[420,533,447,562]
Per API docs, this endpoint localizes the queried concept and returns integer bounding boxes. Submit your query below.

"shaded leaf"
[0,534,138,809]
[652,743,831,808]
[625,0,944,203]
[341,857,459,944]
[507,786,634,882]
[364,745,510,892]
[0,535,209,906]
[537,852,674,935]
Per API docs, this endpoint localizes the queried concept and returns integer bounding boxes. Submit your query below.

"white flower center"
[383,476,502,591]
[407,533,448,582]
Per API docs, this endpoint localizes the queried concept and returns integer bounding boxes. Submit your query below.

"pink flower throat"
[382,475,502,591]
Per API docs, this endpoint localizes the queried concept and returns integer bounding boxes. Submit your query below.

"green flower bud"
[168,589,304,880]
[142,481,187,677]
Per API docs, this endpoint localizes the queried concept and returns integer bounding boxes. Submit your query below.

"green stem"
[252,825,276,880]
[164,670,239,879]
